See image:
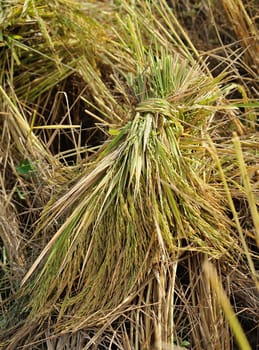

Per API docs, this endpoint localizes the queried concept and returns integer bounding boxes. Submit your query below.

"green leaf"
[16,159,35,176]
[11,34,23,40]
[180,340,191,346]
[233,102,259,108]
[16,187,26,200]
[108,128,120,136]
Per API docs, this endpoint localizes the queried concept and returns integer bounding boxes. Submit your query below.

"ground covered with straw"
[0,1,258,349]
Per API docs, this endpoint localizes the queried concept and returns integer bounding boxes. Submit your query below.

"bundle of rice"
[4,47,239,348]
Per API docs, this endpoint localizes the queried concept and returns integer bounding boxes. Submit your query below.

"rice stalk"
[174,254,231,350]
[203,260,252,350]
[2,48,242,349]
[206,135,259,290]
[233,133,259,248]
[221,0,259,73]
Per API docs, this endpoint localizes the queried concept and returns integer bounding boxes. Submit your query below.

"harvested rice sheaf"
[4,51,240,348]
